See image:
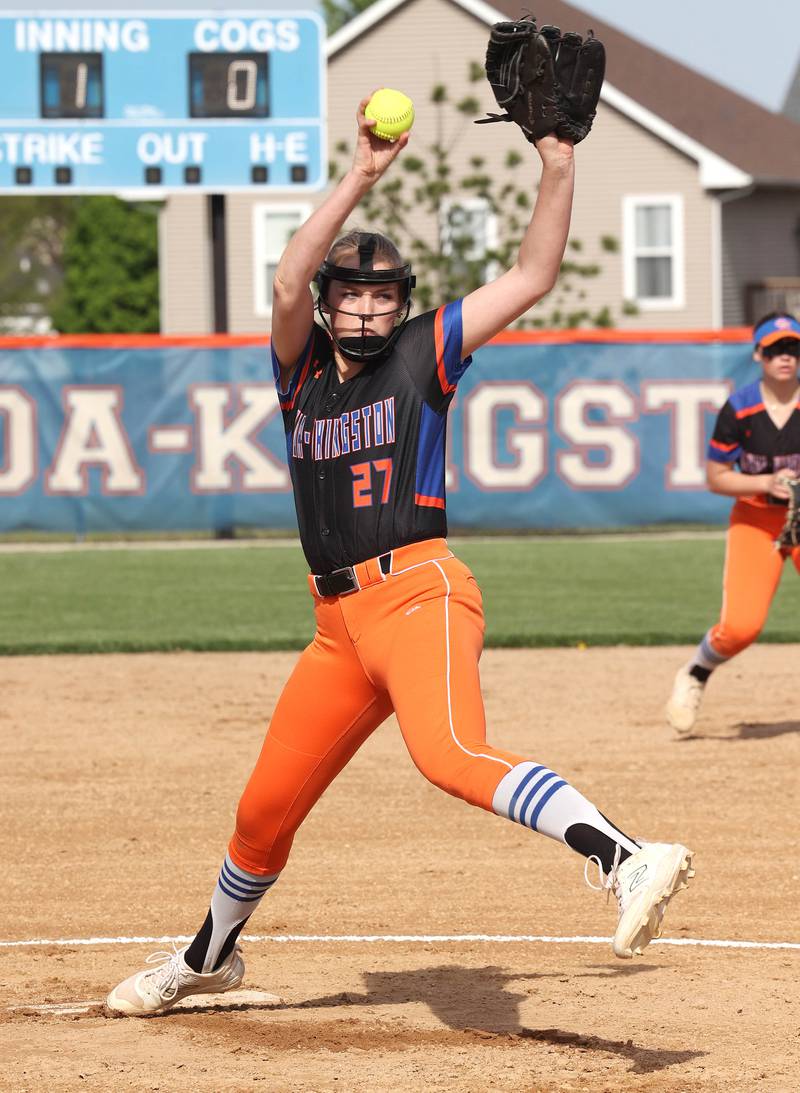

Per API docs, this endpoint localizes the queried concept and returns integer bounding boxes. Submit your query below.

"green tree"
[51,197,160,333]
[0,197,75,331]
[329,67,633,328]
[322,0,381,35]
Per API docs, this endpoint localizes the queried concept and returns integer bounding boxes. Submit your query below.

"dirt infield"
[1,647,798,1092]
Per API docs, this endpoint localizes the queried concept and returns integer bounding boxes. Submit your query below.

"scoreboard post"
[0,10,326,193]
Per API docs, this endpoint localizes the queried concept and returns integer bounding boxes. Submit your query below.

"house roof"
[328,0,800,188]
[784,60,800,125]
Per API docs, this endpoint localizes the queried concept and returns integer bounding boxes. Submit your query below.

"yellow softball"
[366,88,415,142]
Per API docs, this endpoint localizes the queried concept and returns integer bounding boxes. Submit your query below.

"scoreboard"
[0,10,326,193]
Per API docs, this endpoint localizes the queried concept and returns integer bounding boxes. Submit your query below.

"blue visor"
[754,315,800,346]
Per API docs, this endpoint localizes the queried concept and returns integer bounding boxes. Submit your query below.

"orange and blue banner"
[0,329,754,534]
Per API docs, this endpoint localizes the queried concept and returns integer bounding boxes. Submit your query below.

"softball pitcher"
[666,312,800,735]
[107,89,694,1016]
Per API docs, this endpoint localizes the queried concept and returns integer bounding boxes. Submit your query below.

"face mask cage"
[314,234,416,363]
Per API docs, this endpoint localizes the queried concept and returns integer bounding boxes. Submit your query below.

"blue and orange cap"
[754,315,800,347]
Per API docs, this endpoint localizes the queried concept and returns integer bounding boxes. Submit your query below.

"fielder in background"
[107,19,695,1019]
[666,312,800,735]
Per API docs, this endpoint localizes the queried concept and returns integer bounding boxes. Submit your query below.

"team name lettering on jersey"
[291,397,396,461]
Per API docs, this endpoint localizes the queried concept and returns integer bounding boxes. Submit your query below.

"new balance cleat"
[611,842,695,958]
[666,663,706,736]
[106,944,244,1016]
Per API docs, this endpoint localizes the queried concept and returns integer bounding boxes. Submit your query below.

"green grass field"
[0,536,797,654]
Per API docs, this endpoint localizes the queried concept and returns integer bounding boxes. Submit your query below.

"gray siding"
[565,103,714,329]
[721,189,800,325]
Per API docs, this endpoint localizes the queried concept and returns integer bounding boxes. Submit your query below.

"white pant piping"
[431,559,513,772]
[391,552,454,577]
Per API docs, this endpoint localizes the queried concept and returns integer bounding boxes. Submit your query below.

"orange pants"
[229,539,526,875]
[709,500,800,658]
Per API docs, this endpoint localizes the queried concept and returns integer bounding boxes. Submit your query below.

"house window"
[253,203,311,318]
[622,195,684,309]
[441,198,499,286]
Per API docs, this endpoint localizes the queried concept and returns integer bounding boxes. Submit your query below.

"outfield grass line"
[0,530,726,555]
[2,932,798,951]
[6,536,793,655]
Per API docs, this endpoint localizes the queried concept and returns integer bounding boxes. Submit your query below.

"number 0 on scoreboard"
[189,53,269,118]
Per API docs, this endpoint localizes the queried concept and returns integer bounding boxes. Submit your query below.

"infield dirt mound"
[1,647,798,1091]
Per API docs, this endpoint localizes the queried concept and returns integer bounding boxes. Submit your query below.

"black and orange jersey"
[708,379,800,506]
[271,301,472,573]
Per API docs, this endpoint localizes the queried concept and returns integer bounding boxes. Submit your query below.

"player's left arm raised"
[460,135,574,357]
[461,18,603,358]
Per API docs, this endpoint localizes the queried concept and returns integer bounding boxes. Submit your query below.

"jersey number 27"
[351,459,393,508]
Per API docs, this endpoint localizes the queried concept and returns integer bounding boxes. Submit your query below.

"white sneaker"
[665,663,705,736]
[106,944,244,1016]
[607,842,695,958]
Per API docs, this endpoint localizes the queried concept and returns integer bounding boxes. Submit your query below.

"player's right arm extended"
[271,94,409,379]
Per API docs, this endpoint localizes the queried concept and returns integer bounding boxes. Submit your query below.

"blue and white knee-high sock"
[184,854,279,973]
[492,762,640,873]
[692,630,730,674]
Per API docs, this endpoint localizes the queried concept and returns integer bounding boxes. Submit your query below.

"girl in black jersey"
[107,91,694,1017]
[666,312,800,735]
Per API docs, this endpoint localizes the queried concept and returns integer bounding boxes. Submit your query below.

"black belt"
[313,552,392,597]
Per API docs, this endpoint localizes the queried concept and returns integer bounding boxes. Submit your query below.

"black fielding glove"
[476,15,606,144]
[775,478,800,549]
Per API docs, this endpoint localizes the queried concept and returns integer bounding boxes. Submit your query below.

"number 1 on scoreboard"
[40,52,104,119]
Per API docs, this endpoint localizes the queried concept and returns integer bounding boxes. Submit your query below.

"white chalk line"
[10,990,282,1017]
[2,932,798,950]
